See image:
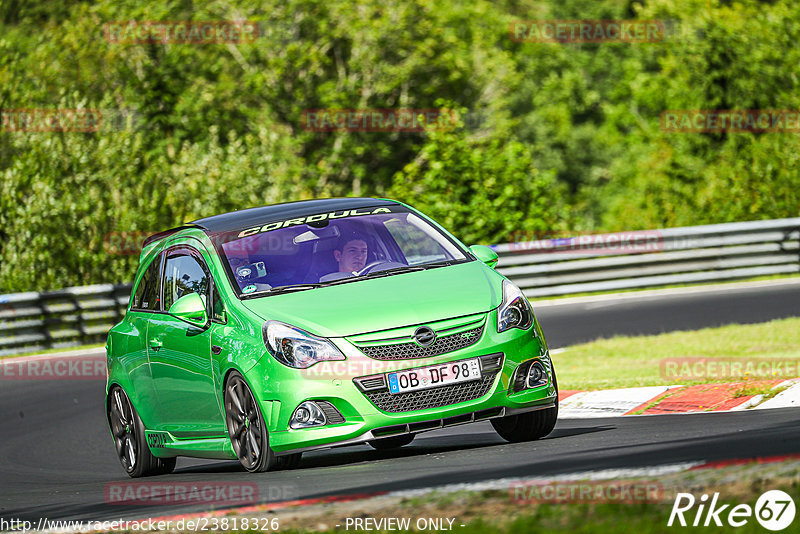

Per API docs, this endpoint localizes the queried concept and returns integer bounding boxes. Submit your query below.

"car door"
[120,249,163,420]
[146,243,226,437]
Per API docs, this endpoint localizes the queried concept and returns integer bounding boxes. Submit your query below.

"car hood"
[240,261,502,338]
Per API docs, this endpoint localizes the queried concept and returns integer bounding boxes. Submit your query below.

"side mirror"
[469,245,499,269]
[168,293,208,328]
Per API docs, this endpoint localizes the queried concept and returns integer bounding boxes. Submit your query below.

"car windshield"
[217,206,469,296]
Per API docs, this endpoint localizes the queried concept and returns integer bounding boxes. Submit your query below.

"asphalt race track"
[1,281,799,522]
[536,280,800,348]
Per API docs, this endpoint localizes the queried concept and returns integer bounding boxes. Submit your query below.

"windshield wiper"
[330,263,453,284]
[318,265,429,286]
[242,284,322,298]
[271,284,323,292]
[319,277,362,287]
[360,265,426,280]
[416,260,458,269]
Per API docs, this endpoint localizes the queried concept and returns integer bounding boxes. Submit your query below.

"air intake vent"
[315,401,345,424]
[479,353,503,373]
[353,375,387,392]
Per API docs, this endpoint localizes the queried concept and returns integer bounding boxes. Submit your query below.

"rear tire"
[107,385,176,477]
[368,433,415,450]
[492,365,558,443]
[224,372,276,473]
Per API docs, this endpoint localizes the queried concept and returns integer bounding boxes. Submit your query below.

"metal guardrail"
[0,284,131,357]
[492,217,800,298]
[0,218,798,356]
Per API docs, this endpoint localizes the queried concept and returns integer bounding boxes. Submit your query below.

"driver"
[320,233,369,282]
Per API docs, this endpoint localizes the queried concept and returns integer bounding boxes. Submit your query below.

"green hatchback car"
[106,198,558,476]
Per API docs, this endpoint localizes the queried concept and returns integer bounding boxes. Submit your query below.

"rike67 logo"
[668,491,796,531]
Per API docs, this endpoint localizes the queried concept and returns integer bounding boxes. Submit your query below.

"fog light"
[526,361,547,389]
[290,401,327,429]
[294,407,310,423]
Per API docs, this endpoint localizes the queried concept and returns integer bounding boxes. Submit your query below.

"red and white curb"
[756,379,800,409]
[557,386,682,418]
[558,379,800,418]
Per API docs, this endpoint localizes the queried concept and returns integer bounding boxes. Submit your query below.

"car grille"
[362,372,498,413]
[357,326,483,360]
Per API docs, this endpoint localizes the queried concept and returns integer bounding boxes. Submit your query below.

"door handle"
[149,339,163,351]
[211,345,222,355]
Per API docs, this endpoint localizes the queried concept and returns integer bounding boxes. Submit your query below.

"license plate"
[387,358,481,394]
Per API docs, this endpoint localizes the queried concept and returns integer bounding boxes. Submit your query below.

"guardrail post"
[41,292,55,351]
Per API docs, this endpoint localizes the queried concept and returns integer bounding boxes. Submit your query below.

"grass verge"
[550,317,800,391]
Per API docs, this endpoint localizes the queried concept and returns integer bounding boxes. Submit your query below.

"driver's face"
[334,240,368,273]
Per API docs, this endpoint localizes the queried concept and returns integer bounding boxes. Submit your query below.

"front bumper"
[272,402,555,456]
[253,310,557,454]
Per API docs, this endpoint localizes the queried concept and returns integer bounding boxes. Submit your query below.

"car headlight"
[497,280,534,333]
[263,321,346,369]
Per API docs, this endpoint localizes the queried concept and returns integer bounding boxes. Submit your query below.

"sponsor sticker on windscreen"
[387,358,481,394]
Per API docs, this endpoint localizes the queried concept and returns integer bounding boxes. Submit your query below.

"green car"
[106,198,558,477]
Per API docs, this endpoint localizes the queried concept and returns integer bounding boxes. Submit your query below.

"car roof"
[143,197,399,247]
[190,197,399,233]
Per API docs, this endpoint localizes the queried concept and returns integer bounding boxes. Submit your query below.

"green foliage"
[599,0,800,229]
[1,0,799,291]
[388,112,563,244]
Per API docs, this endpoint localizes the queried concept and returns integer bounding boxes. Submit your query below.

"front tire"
[224,372,276,473]
[107,386,176,477]
[492,366,558,443]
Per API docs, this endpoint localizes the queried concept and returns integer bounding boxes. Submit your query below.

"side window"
[163,250,210,312]
[132,253,163,311]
